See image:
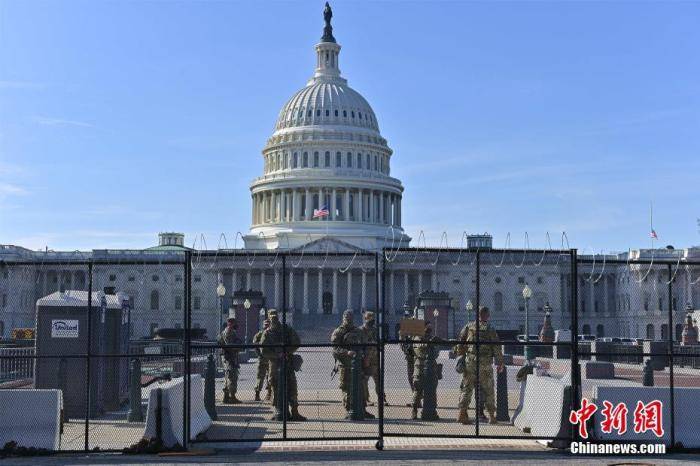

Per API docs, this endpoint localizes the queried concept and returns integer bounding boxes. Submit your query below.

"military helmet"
[342,309,353,321]
[268,309,279,318]
[364,311,375,321]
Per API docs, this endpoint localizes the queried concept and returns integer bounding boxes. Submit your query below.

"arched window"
[357,153,362,169]
[325,109,329,117]
[313,151,319,167]
[307,110,312,117]
[335,109,338,117]
[316,109,321,117]
[494,292,503,313]
[358,112,362,119]
[343,110,347,118]
[324,151,330,167]
[596,324,604,338]
[646,324,655,340]
[302,152,308,167]
[346,152,353,167]
[150,290,159,310]
[293,152,298,168]
[366,154,370,169]
[349,193,354,220]
[351,111,355,118]
[661,324,668,340]
[374,155,378,170]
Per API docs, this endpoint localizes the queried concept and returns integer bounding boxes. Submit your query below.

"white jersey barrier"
[143,375,212,447]
[0,389,63,450]
[512,374,572,439]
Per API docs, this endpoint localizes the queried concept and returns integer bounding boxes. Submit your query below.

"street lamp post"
[465,299,474,324]
[216,280,226,334]
[522,284,533,362]
[243,298,251,347]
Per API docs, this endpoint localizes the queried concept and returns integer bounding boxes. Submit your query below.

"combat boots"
[254,390,261,401]
[488,413,498,425]
[229,394,241,404]
[289,405,307,422]
[222,390,231,404]
[457,407,470,425]
[265,389,272,401]
[411,405,418,420]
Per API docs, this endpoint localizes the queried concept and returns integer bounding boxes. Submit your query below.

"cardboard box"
[400,318,426,337]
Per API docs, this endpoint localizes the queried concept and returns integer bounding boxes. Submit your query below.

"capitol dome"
[244,4,410,251]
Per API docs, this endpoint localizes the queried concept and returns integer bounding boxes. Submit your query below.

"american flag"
[313,204,329,219]
[650,229,658,240]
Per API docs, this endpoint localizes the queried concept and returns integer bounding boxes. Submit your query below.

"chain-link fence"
[0,250,699,452]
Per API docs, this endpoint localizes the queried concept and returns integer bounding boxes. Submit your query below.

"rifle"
[331,357,339,379]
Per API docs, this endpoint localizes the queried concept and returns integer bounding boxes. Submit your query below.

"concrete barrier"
[143,375,212,447]
[583,361,615,379]
[592,386,700,447]
[0,389,63,450]
[512,374,572,440]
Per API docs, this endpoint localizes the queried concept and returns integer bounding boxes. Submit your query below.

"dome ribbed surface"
[275,81,379,131]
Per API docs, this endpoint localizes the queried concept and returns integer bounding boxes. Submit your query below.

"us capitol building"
[0,6,698,341]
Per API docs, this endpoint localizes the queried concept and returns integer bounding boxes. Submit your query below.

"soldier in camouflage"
[454,306,504,425]
[331,310,374,418]
[217,317,242,404]
[260,309,306,421]
[360,311,386,407]
[411,321,440,420]
[252,318,271,402]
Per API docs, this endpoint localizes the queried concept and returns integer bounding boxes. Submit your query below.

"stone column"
[379,191,384,224]
[303,270,309,314]
[431,270,437,291]
[305,189,311,220]
[288,271,294,311]
[331,188,337,220]
[361,271,367,311]
[318,187,323,214]
[369,190,375,223]
[347,271,353,311]
[418,271,423,294]
[332,270,338,314]
[318,269,323,314]
[232,270,238,292]
[603,275,609,315]
[389,271,395,313]
[274,270,280,308]
[280,190,286,222]
[344,189,350,221]
[246,270,252,290]
[403,271,409,307]
[292,190,299,221]
[260,271,266,295]
[397,196,402,226]
[358,189,364,222]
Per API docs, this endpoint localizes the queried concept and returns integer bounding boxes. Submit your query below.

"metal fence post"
[668,262,675,448]
[570,249,579,444]
[84,260,93,452]
[183,251,192,449]
[475,249,480,436]
[377,251,384,450]
[281,254,287,439]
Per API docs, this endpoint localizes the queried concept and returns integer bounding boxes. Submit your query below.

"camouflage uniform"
[331,310,360,413]
[454,315,504,424]
[400,331,415,391]
[411,327,440,419]
[217,321,242,404]
[260,309,306,421]
[360,312,383,406]
[253,320,271,401]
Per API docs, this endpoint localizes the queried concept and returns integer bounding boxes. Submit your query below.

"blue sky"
[1,0,698,252]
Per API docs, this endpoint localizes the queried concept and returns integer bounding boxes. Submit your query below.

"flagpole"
[650,201,653,248]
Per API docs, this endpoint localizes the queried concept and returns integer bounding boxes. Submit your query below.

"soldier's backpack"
[455,354,466,374]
